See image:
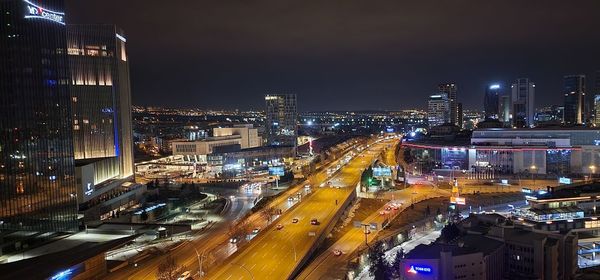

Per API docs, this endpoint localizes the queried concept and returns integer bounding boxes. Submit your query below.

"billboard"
[450,196,466,205]
[559,177,572,184]
[373,167,392,177]
[268,166,285,176]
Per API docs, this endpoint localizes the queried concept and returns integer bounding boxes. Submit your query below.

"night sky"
[65,1,600,111]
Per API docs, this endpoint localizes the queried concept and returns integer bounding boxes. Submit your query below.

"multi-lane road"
[207,139,395,280]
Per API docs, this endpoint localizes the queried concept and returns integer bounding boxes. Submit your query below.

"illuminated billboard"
[23,0,65,25]
[373,167,392,177]
[269,166,285,176]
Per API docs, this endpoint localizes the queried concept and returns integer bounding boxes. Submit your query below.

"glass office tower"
[67,24,134,181]
[265,94,298,151]
[0,0,78,232]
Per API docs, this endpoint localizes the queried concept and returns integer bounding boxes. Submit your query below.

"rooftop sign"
[23,0,65,25]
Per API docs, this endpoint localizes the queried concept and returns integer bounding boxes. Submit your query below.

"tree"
[390,249,405,278]
[260,207,277,223]
[368,241,390,280]
[157,255,184,280]
[439,223,461,243]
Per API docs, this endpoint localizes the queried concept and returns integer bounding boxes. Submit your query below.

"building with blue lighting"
[0,0,137,238]
[484,84,501,119]
[403,128,600,177]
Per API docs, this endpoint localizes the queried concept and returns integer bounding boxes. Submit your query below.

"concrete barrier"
[288,188,358,279]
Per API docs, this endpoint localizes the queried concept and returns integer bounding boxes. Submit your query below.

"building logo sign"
[407,265,432,274]
[23,0,65,25]
[84,183,94,196]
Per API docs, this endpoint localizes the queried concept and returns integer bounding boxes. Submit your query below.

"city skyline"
[65,1,600,111]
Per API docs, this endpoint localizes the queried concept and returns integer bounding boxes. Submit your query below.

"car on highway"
[333,249,342,256]
[310,218,319,225]
[178,271,191,280]
[379,211,386,216]
[276,224,284,230]
[229,237,238,244]
[304,184,311,189]
[292,218,299,223]
[385,206,392,211]
[288,196,294,202]
[252,228,260,234]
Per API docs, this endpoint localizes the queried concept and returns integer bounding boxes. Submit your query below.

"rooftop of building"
[405,234,503,259]
[0,235,136,279]
[171,135,242,143]
[530,181,600,201]
[475,126,600,132]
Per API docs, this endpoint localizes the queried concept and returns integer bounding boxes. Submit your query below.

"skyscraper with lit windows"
[0,0,78,232]
[265,94,297,151]
[437,83,459,126]
[511,78,535,127]
[563,74,586,125]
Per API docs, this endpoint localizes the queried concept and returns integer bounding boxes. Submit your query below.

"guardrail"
[288,188,358,279]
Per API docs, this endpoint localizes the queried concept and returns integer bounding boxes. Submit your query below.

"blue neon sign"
[50,269,72,280]
[407,265,432,274]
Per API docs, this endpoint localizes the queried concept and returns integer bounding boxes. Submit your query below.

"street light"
[231,262,254,280]
[590,165,596,180]
[530,165,537,185]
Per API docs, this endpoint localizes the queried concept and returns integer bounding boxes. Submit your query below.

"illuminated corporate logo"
[407,265,432,274]
[50,269,72,280]
[23,0,65,25]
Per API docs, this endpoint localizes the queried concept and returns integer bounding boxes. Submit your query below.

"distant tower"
[594,71,600,126]
[499,94,512,126]
[484,84,501,119]
[563,74,586,125]
[511,78,535,127]
[265,94,298,150]
[428,93,450,127]
[437,83,459,126]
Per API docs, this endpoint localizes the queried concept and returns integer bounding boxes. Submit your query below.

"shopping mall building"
[402,128,600,177]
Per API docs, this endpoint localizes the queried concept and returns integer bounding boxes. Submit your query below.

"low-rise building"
[171,135,243,157]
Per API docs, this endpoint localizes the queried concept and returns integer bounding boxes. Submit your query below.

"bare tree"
[260,207,277,223]
[157,255,185,280]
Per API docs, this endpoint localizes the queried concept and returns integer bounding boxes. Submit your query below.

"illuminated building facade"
[402,128,600,176]
[427,93,450,127]
[265,94,298,150]
[0,1,137,230]
[0,0,78,232]
[484,84,501,119]
[438,83,459,126]
[563,74,586,125]
[66,25,136,221]
[511,78,535,128]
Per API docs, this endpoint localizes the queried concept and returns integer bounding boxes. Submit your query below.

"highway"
[207,139,396,280]
[104,138,376,279]
[296,184,448,279]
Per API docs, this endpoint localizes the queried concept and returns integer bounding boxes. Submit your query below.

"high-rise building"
[427,93,450,127]
[0,2,137,231]
[511,78,535,128]
[593,71,600,126]
[0,0,78,232]
[66,24,136,220]
[499,94,511,126]
[563,74,586,125]
[457,102,463,128]
[484,84,501,119]
[265,94,297,149]
[438,83,459,126]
